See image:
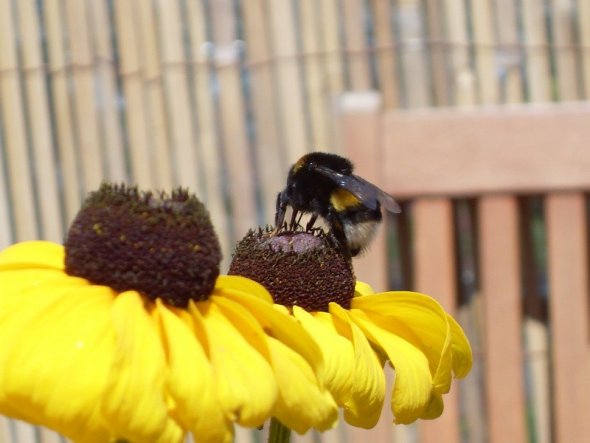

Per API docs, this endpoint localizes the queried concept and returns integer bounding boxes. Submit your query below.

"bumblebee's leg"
[275,192,287,231]
[326,210,348,252]
[289,209,299,230]
[305,213,318,231]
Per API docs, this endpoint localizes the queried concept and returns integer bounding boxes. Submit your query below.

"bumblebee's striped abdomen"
[330,188,361,212]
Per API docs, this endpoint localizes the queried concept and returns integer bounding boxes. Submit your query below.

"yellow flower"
[229,228,472,429]
[0,185,337,443]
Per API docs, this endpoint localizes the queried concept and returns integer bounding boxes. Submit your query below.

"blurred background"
[1,0,589,442]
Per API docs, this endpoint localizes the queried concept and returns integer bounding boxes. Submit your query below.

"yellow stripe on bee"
[330,188,360,211]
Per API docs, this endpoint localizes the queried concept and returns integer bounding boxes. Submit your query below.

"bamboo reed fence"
[1,0,589,442]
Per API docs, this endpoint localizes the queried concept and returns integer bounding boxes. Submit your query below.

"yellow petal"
[156,301,233,443]
[214,274,273,303]
[293,307,354,405]
[268,337,338,434]
[220,290,325,381]
[352,292,460,393]
[0,241,64,270]
[0,284,115,442]
[199,298,278,427]
[447,313,473,378]
[354,280,374,297]
[348,308,433,424]
[101,291,184,443]
[329,304,385,429]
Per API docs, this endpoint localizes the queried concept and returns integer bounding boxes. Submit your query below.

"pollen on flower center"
[228,228,355,311]
[64,183,222,307]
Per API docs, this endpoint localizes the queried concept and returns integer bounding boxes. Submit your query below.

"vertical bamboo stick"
[63,0,105,191]
[242,0,286,223]
[185,0,231,266]
[521,0,552,101]
[44,0,82,224]
[0,140,12,248]
[268,0,308,160]
[134,0,173,190]
[0,416,11,443]
[17,0,63,243]
[397,0,430,108]
[321,0,345,96]
[341,0,371,90]
[155,0,201,192]
[550,0,581,100]
[371,0,399,108]
[210,0,258,244]
[424,0,450,106]
[300,0,333,152]
[493,0,523,103]
[579,0,590,98]
[470,0,499,104]
[0,0,38,241]
[444,0,476,106]
[87,0,127,183]
[113,0,153,188]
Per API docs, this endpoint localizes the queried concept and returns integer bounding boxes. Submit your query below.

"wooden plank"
[545,193,590,443]
[550,0,581,100]
[184,0,231,265]
[370,0,399,109]
[478,196,527,442]
[243,0,285,222]
[269,0,308,160]
[87,0,127,183]
[44,0,82,224]
[113,0,153,188]
[155,0,200,192]
[382,103,590,197]
[210,0,258,244]
[0,0,38,241]
[64,0,104,191]
[17,0,63,243]
[413,199,459,443]
[341,0,371,90]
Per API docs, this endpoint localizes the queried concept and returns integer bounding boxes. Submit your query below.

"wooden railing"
[342,98,590,443]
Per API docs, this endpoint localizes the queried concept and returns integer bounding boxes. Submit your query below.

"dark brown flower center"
[228,228,355,311]
[64,183,221,307]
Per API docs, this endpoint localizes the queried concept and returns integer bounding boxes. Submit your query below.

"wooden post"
[414,199,460,443]
[545,193,590,443]
[479,197,527,442]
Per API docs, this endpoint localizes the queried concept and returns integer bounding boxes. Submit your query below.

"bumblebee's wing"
[312,164,401,213]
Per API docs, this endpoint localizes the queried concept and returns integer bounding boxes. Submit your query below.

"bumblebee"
[275,152,400,256]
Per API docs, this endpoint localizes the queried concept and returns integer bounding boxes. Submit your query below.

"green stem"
[268,417,291,443]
